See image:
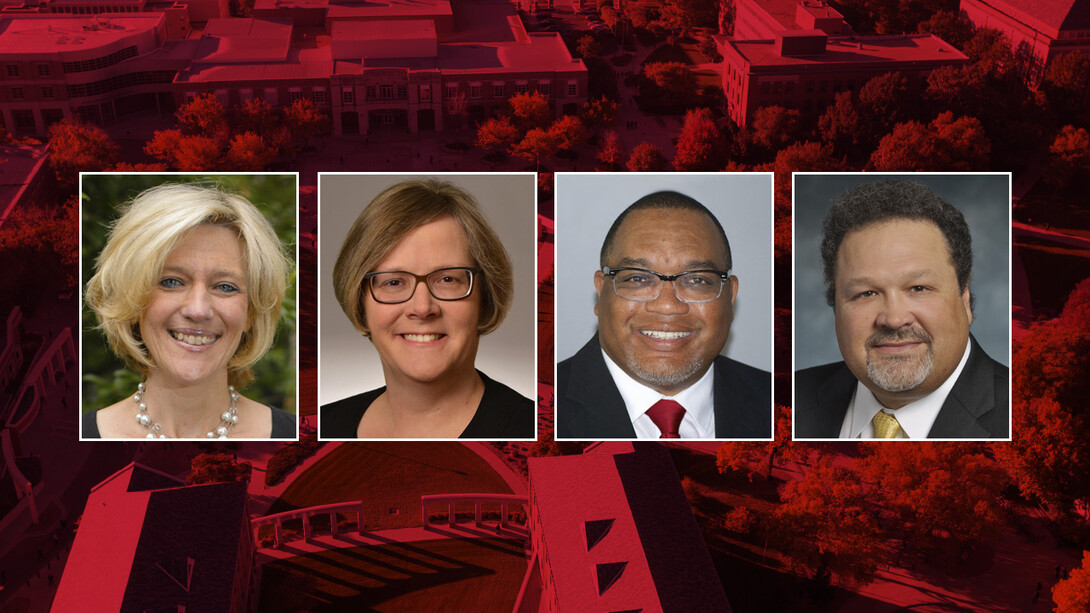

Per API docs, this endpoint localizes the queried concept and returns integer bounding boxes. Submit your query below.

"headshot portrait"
[793,174,1011,440]
[554,173,773,441]
[318,173,536,440]
[80,174,298,440]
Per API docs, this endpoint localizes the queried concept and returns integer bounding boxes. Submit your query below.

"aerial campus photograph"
[0,0,1089,609]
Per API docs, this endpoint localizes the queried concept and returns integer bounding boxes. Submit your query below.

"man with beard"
[794,180,1009,439]
[556,191,771,439]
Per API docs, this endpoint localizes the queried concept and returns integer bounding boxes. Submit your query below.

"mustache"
[866,326,933,348]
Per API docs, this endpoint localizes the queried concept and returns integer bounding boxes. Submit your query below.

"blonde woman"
[321,179,534,439]
[83,183,295,439]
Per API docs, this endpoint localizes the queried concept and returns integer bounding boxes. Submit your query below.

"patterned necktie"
[646,399,686,439]
[872,411,902,439]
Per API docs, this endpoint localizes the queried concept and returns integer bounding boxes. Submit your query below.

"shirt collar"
[842,337,972,439]
[601,349,716,438]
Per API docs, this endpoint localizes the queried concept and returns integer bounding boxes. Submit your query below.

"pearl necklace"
[133,382,240,439]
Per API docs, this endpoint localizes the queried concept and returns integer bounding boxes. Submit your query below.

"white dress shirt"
[602,350,716,438]
[839,338,972,439]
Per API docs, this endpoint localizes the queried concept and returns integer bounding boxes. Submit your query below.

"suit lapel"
[565,335,638,438]
[814,365,856,438]
[927,338,996,438]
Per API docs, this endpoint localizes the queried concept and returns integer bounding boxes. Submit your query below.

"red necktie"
[646,399,686,439]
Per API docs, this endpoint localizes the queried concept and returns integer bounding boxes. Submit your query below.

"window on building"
[342,88,355,104]
[313,88,327,104]
[420,85,431,102]
[493,83,504,97]
[37,64,50,77]
[445,84,458,99]
[514,81,528,94]
[759,82,769,95]
[288,89,303,104]
[539,81,551,96]
[818,80,827,93]
[12,110,34,130]
[469,83,481,98]
[264,88,278,105]
[397,84,407,98]
[41,86,54,99]
[379,84,393,99]
[567,81,577,97]
[239,88,253,102]
[772,81,782,94]
[215,89,229,105]
[366,85,376,99]
[6,65,18,77]
[11,87,23,100]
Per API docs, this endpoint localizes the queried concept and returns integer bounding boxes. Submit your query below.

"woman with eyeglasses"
[320,179,534,439]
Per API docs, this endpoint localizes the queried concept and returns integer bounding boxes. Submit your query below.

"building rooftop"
[747,0,843,31]
[529,443,731,612]
[969,0,1090,36]
[192,17,292,63]
[0,13,163,55]
[727,33,967,67]
[53,463,248,612]
[439,33,585,74]
[178,44,332,81]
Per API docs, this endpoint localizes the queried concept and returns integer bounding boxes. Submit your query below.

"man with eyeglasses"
[557,191,771,439]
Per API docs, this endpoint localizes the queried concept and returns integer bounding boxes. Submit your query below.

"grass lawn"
[257,538,527,612]
[266,443,515,531]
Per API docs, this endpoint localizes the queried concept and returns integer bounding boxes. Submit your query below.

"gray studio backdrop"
[793,173,1011,370]
[555,173,774,371]
[318,173,537,404]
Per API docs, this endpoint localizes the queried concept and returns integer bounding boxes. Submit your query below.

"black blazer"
[556,334,772,439]
[794,335,1009,439]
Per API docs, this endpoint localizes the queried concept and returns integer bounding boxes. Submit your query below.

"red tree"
[860,443,1007,550]
[476,116,520,155]
[596,130,626,170]
[673,107,723,171]
[225,132,278,171]
[774,455,882,587]
[627,142,668,171]
[1053,550,1090,613]
[509,90,554,132]
[868,112,990,171]
[511,127,560,169]
[46,119,120,191]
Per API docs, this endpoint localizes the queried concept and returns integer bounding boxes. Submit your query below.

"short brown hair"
[332,179,513,336]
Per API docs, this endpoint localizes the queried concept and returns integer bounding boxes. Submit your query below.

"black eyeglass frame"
[363,266,480,304]
[602,266,731,304]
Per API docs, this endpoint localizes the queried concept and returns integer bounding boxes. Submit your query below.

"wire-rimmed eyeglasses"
[602,266,730,303]
[364,267,479,304]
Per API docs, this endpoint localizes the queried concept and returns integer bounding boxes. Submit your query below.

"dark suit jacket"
[556,334,772,439]
[794,335,1009,439]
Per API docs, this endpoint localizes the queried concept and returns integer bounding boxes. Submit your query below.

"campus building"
[716,31,968,126]
[0,13,187,136]
[526,442,731,613]
[53,463,255,612]
[733,0,853,39]
[180,0,589,136]
[960,0,1090,86]
[0,0,587,137]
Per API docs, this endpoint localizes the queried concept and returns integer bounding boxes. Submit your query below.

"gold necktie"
[872,411,902,439]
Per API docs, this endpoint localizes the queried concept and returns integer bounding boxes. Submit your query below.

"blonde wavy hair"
[85,183,290,388]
